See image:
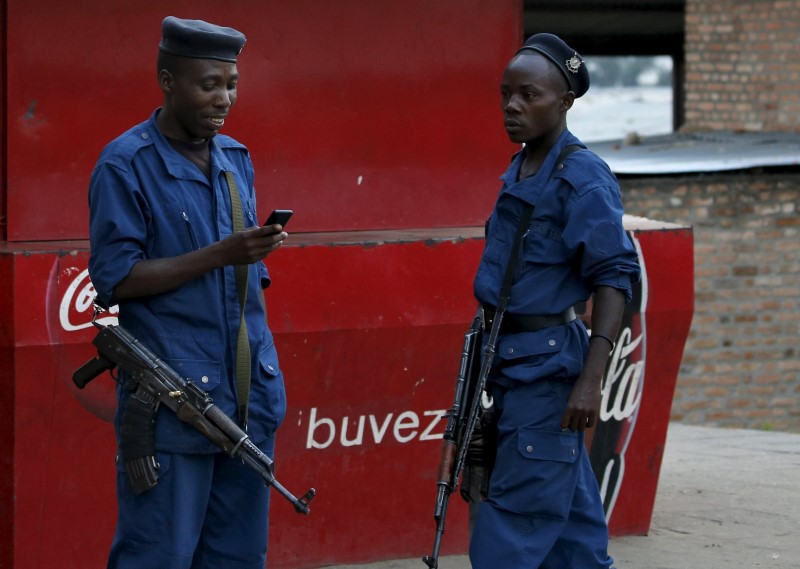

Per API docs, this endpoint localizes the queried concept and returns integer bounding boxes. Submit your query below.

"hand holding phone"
[264,209,293,228]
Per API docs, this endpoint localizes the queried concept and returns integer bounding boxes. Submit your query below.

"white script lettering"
[305,407,447,450]
[599,326,644,423]
[60,268,118,331]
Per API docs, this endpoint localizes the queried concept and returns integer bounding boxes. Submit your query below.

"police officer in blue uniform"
[469,34,641,568]
[89,17,288,569]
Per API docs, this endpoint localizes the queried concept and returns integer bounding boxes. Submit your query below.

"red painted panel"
[0,252,14,569]
[1,0,6,242]
[5,0,518,241]
[1,222,693,568]
[590,225,695,536]
[5,233,483,568]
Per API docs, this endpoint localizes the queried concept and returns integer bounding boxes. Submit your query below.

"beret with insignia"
[516,33,590,98]
[159,16,246,63]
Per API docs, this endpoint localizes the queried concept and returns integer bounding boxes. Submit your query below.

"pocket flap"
[516,429,580,464]
[496,325,567,361]
[164,358,222,390]
[257,344,280,378]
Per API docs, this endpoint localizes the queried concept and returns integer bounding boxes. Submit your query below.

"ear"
[560,91,576,113]
[158,69,174,94]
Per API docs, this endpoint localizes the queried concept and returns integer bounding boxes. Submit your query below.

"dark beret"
[516,33,590,98]
[159,16,246,63]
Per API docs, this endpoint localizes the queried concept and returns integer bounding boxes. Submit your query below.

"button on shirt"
[88,110,286,452]
[474,130,640,384]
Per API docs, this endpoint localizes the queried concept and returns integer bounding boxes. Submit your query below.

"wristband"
[590,334,615,351]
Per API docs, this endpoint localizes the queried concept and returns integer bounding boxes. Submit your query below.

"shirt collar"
[146,109,230,184]
[498,129,579,186]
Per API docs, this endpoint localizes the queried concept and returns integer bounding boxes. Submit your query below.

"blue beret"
[516,33,590,98]
[159,16,246,63]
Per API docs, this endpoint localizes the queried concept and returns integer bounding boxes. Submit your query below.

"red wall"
[0,252,13,569]
[2,234,486,568]
[0,222,694,569]
[1,0,7,241]
[2,1,523,567]
[4,0,518,242]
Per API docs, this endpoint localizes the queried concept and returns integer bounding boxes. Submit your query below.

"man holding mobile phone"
[88,17,289,569]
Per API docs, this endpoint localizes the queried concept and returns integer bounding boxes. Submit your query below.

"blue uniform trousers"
[470,380,614,569]
[107,435,274,569]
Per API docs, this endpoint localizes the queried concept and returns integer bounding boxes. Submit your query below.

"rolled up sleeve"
[563,185,641,302]
[88,163,149,306]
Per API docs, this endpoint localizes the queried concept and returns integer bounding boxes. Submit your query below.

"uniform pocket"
[522,221,567,264]
[493,326,569,382]
[258,345,280,379]
[495,326,567,363]
[181,211,201,251]
[487,428,581,520]
[482,233,508,265]
[255,342,287,430]
[163,358,221,392]
[115,451,174,543]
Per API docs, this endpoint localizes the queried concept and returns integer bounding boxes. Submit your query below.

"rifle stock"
[422,314,483,568]
[422,165,555,566]
[73,322,316,515]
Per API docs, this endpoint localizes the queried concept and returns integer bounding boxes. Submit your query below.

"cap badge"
[566,52,582,74]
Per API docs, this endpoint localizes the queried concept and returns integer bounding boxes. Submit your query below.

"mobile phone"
[264,209,293,228]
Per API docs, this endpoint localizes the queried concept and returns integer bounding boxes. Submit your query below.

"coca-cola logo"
[589,231,648,524]
[59,268,118,331]
[49,263,118,423]
[599,326,644,423]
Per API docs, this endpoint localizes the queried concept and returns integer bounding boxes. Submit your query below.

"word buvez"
[304,407,447,449]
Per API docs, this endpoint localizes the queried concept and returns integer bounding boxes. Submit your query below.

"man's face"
[160,57,239,142]
[500,53,571,144]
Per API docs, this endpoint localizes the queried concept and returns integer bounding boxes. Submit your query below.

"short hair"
[157,50,183,76]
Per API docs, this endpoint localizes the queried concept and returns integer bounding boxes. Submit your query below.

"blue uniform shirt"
[474,130,640,384]
[89,110,286,452]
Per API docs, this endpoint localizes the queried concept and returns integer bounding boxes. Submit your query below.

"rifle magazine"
[124,455,160,495]
[119,387,160,494]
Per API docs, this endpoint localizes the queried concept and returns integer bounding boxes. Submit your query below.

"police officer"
[469,34,641,568]
[89,17,288,569]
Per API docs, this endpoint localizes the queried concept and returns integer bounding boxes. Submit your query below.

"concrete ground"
[322,423,800,569]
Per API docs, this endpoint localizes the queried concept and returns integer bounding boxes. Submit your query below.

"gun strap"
[457,144,583,479]
[224,171,252,429]
[496,144,582,313]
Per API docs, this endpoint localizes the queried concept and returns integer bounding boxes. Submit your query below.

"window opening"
[568,55,674,143]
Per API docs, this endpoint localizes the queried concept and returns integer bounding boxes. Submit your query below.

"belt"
[482,305,576,334]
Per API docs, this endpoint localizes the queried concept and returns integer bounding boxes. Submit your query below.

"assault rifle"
[73,305,315,515]
[422,146,580,567]
[422,312,485,568]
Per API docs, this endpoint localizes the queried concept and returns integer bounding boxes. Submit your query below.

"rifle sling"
[493,143,582,316]
[224,171,252,429]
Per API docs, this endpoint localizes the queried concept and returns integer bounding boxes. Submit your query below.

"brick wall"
[684,0,800,132]
[621,173,800,432]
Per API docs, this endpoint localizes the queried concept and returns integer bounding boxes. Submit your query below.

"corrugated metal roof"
[587,131,800,175]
